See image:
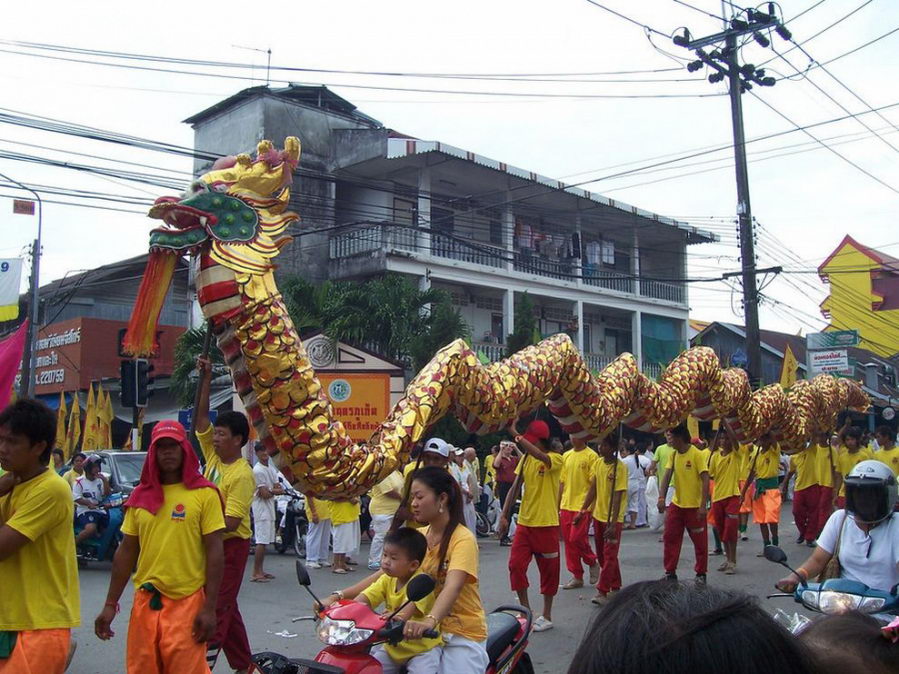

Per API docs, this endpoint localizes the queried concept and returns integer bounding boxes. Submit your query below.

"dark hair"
[876,425,896,442]
[383,527,428,564]
[410,465,465,579]
[73,452,87,461]
[0,399,56,464]
[214,411,250,446]
[845,426,863,441]
[799,611,899,674]
[669,424,691,443]
[568,581,814,674]
[51,448,64,458]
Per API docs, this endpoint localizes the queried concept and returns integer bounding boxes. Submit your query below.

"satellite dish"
[884,407,896,421]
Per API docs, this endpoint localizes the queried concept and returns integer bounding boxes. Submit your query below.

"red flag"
[0,321,29,409]
[12,200,35,216]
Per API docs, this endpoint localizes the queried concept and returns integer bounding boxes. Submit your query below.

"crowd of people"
[2,372,899,673]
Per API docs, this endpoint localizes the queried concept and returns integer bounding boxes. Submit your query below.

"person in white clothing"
[251,443,284,581]
[451,448,478,534]
[622,444,651,529]
[73,455,110,545]
[777,460,899,594]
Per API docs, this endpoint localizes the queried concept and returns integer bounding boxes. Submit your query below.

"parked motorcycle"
[75,492,125,565]
[764,545,899,631]
[251,560,535,673]
[476,483,500,538]
[275,486,308,559]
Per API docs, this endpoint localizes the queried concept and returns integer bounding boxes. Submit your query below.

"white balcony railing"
[639,278,686,304]
[582,268,634,294]
[430,232,505,269]
[472,342,507,363]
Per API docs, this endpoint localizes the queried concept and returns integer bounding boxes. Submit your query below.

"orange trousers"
[126,588,210,674]
[0,628,70,674]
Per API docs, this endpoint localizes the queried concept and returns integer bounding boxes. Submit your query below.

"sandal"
[250,576,270,583]
[332,568,348,574]
[263,573,275,579]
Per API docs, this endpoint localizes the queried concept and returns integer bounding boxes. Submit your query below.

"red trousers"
[508,524,560,596]
[836,495,846,509]
[663,504,708,575]
[710,496,740,543]
[592,520,623,594]
[211,537,252,670]
[560,509,597,578]
[792,486,818,541]
[815,486,834,539]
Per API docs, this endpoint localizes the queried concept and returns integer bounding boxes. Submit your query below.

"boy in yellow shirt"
[323,527,441,673]
[782,447,817,546]
[873,425,899,477]
[657,424,710,584]
[95,420,224,673]
[709,428,742,574]
[0,399,79,673]
[742,433,782,552]
[559,438,600,589]
[833,426,872,509]
[576,435,627,605]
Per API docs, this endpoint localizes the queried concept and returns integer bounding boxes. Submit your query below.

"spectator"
[622,444,651,529]
[305,496,332,569]
[464,446,480,484]
[250,442,283,582]
[492,439,520,545]
[567,581,815,674]
[331,497,361,574]
[799,611,899,674]
[451,448,478,535]
[368,469,404,569]
[51,448,66,474]
[62,451,86,488]
[73,455,111,546]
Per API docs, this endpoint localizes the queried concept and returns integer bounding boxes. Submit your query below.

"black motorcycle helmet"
[844,460,898,525]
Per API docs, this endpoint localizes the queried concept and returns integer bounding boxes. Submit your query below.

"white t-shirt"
[72,476,105,516]
[624,454,651,486]
[817,509,899,593]
[252,461,280,521]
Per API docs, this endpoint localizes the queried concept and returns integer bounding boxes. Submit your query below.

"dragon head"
[122,138,302,356]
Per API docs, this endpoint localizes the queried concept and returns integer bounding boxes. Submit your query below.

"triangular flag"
[56,391,68,454]
[97,385,114,449]
[780,344,798,389]
[65,393,81,456]
[687,415,700,441]
[83,384,98,451]
[712,418,720,431]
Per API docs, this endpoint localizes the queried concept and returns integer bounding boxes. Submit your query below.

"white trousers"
[333,520,360,556]
[372,644,442,674]
[463,502,477,535]
[305,518,331,563]
[439,633,489,673]
[368,514,394,567]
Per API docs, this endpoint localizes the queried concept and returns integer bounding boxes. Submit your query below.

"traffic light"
[135,359,154,408]
[120,360,136,407]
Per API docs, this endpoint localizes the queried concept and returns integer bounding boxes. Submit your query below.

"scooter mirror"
[296,560,312,587]
[406,574,436,602]
[763,545,788,565]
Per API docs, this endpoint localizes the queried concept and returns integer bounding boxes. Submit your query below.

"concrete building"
[184,85,718,374]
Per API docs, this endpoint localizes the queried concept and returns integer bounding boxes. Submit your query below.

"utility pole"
[673,5,790,387]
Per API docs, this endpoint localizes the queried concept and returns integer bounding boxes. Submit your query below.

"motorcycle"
[764,545,899,631]
[476,483,500,538]
[75,492,125,565]
[251,560,535,674]
[275,487,308,559]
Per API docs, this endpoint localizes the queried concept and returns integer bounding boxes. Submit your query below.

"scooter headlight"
[859,596,887,613]
[316,617,374,646]
[800,590,819,610]
[816,591,862,614]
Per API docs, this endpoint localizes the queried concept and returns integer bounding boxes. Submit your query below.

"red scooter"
[252,560,534,674]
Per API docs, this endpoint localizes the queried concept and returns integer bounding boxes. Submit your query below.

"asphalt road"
[67,508,810,674]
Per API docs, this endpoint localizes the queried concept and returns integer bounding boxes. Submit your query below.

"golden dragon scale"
[123,138,869,498]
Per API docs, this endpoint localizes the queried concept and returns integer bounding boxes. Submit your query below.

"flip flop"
[332,568,348,574]
[263,573,275,579]
[250,577,270,583]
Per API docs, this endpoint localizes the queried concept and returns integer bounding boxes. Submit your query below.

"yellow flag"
[712,418,721,431]
[97,385,114,449]
[65,393,81,455]
[780,344,798,389]
[83,384,98,451]
[687,415,700,441]
[122,407,145,451]
[56,391,68,455]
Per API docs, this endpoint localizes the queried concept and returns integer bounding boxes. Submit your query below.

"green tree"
[409,296,472,370]
[506,292,539,354]
[169,325,225,407]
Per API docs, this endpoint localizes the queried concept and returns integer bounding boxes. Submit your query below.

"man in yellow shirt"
[196,357,255,673]
[783,447,817,545]
[874,426,899,478]
[742,433,782,552]
[0,399,79,673]
[809,431,837,542]
[657,424,710,584]
[368,470,404,570]
[305,496,332,568]
[499,420,560,633]
[709,428,742,574]
[833,426,872,509]
[62,452,86,487]
[94,420,224,672]
[576,435,627,604]
[559,438,599,589]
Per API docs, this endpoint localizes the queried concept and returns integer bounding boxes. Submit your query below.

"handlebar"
[377,621,439,642]
[767,593,794,599]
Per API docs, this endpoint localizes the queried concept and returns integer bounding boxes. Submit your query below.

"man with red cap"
[94,421,225,673]
[498,419,561,633]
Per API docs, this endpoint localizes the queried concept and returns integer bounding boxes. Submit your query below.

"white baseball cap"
[423,437,450,457]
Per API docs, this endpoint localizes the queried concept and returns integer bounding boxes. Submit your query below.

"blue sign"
[178,408,217,428]
[731,349,748,368]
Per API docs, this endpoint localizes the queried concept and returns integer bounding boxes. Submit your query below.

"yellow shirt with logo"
[0,469,80,630]
[836,447,874,496]
[121,483,225,599]
[812,443,837,487]
[875,447,899,477]
[516,452,563,527]
[420,524,486,641]
[753,445,781,480]
[369,471,405,517]
[709,451,741,501]
[665,446,709,509]
[591,458,628,523]
[360,572,442,662]
[197,425,255,540]
[790,450,815,491]
[560,448,599,512]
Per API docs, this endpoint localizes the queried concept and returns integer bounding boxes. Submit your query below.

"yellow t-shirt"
[812,444,837,487]
[331,500,361,526]
[360,572,442,662]
[709,451,741,501]
[62,468,81,487]
[485,457,497,487]
[738,444,754,481]
[516,453,563,528]
[197,425,254,540]
[753,445,781,480]
[121,483,225,599]
[836,447,874,496]
[420,524,487,641]
[591,458,628,523]
[305,496,332,520]
[665,446,709,509]
[791,451,817,491]
[560,448,599,512]
[369,471,405,517]
[875,447,899,477]
[0,469,80,630]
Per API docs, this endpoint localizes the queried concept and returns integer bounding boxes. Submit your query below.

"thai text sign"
[319,373,390,442]
[809,349,851,376]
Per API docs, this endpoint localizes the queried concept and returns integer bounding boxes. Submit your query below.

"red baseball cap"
[524,420,551,445]
[151,420,188,445]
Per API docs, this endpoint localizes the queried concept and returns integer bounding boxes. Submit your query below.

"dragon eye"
[210,183,229,193]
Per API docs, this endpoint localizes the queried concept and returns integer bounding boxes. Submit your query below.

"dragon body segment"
[124,138,868,498]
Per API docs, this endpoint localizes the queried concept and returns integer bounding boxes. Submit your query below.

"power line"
[583,1,672,37]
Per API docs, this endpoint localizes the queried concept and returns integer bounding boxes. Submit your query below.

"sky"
[1,0,898,338]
